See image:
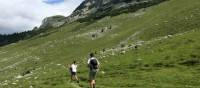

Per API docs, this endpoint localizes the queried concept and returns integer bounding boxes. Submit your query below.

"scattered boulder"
[102,48,106,52]
[12,83,17,85]
[120,50,126,54]
[101,71,105,74]
[167,35,172,37]
[57,64,61,66]
[29,85,33,88]
[134,45,138,50]
[22,70,31,76]
[16,75,23,79]
[101,29,105,33]
[91,34,97,38]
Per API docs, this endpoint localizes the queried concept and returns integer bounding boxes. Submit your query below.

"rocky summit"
[39,15,66,29]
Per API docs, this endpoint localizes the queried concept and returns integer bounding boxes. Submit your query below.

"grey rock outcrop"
[39,15,66,29]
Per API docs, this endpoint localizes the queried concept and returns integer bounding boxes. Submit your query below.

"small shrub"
[179,58,200,66]
[121,44,126,48]
[144,64,150,67]
[153,62,164,67]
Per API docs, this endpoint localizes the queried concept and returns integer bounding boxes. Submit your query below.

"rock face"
[39,15,66,29]
[68,0,166,21]
[40,0,166,28]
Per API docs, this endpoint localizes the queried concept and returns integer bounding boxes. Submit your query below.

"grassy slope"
[0,0,200,87]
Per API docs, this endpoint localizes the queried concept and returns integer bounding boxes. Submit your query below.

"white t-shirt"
[71,64,77,72]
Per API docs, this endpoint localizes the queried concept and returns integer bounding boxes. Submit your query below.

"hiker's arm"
[97,59,100,69]
[87,59,90,68]
[97,64,100,70]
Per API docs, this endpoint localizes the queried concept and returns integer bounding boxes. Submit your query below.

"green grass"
[0,0,200,88]
[96,29,200,88]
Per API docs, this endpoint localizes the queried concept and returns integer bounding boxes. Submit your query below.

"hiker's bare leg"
[92,80,95,88]
[75,75,78,80]
[89,80,96,88]
[71,75,73,81]
[75,75,79,83]
[92,80,96,88]
[89,80,93,88]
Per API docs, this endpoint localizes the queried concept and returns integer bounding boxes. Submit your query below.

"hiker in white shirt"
[69,61,79,83]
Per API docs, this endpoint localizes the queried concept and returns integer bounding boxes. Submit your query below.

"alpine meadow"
[0,0,200,88]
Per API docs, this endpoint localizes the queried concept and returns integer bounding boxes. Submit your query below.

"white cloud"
[0,0,84,34]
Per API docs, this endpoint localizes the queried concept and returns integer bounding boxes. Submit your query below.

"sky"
[0,0,84,34]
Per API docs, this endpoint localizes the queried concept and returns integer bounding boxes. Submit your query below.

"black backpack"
[90,59,98,69]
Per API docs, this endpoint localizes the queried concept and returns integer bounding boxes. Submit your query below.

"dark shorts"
[89,69,98,80]
[71,72,76,76]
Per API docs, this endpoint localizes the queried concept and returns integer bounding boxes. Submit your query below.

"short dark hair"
[90,53,94,57]
[73,61,76,64]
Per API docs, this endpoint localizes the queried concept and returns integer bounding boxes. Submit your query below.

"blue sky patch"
[43,0,64,4]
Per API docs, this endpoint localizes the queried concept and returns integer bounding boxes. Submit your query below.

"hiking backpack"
[90,59,98,69]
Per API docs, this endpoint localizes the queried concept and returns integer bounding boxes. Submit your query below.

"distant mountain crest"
[67,0,167,22]
[40,0,167,28]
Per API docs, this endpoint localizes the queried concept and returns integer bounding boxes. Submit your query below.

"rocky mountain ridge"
[40,0,166,28]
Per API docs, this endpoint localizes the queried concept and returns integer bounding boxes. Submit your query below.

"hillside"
[0,0,200,88]
[0,0,166,46]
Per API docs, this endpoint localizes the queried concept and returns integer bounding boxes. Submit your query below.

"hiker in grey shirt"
[87,53,100,88]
